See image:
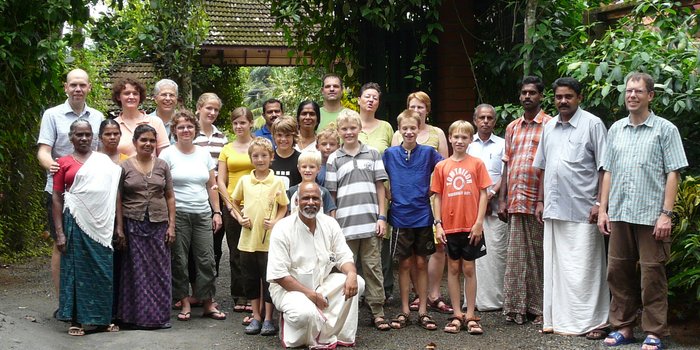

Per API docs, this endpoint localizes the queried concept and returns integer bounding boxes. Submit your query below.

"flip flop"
[203,310,226,320]
[642,335,665,350]
[177,311,191,321]
[604,331,635,347]
[242,314,254,326]
[68,326,85,336]
[233,304,247,313]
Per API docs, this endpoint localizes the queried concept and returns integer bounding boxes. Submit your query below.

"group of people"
[38,69,685,350]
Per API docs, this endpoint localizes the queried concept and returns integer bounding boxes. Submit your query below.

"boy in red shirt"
[431,120,491,335]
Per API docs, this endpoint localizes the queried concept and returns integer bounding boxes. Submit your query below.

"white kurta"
[268,213,365,348]
[542,219,609,334]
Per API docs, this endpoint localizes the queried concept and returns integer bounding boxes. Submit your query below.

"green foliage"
[0,0,93,260]
[270,0,442,86]
[559,0,700,170]
[243,66,324,117]
[669,176,700,308]
[192,64,246,125]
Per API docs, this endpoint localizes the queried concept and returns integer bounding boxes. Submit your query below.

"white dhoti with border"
[543,219,609,335]
[272,273,365,348]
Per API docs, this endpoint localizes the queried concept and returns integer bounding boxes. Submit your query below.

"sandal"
[260,320,277,336]
[203,309,226,320]
[242,314,254,326]
[443,316,463,334]
[532,315,543,325]
[244,304,253,313]
[428,297,453,314]
[466,317,483,335]
[233,304,247,313]
[245,318,262,335]
[372,316,391,331]
[390,313,410,329]
[586,328,608,340]
[103,323,120,332]
[177,311,191,321]
[641,335,665,350]
[68,326,85,336]
[603,330,636,347]
[409,297,420,312]
[506,313,526,325]
[418,313,437,331]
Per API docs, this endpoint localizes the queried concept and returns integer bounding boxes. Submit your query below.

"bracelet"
[212,211,222,217]
[378,215,387,221]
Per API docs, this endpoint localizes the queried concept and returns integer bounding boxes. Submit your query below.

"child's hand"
[263,218,276,231]
[375,218,386,237]
[469,222,483,246]
[436,226,447,245]
[238,215,251,229]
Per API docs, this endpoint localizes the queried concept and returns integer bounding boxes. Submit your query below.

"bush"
[669,175,700,313]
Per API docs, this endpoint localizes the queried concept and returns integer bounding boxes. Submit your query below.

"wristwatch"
[433,219,442,226]
[212,211,222,217]
[660,209,674,218]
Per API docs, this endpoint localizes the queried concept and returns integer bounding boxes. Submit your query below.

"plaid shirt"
[503,110,552,215]
[603,112,687,226]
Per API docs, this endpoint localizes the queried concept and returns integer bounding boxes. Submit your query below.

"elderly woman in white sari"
[53,119,122,336]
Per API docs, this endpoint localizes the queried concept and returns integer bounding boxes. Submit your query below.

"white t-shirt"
[160,145,215,213]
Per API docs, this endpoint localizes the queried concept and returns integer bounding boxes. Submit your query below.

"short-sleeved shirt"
[232,170,289,252]
[271,149,302,189]
[430,156,492,234]
[287,184,337,214]
[326,143,388,240]
[319,107,358,131]
[147,110,174,144]
[37,100,104,192]
[120,158,173,223]
[502,110,552,214]
[468,133,505,215]
[194,125,228,176]
[218,143,255,196]
[359,120,394,154]
[533,108,607,223]
[383,144,443,228]
[254,124,276,148]
[159,145,215,213]
[53,155,83,192]
[115,113,170,156]
[602,112,688,226]
[267,213,354,291]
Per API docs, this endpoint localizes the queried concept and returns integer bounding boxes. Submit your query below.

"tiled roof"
[106,63,159,115]
[204,0,286,47]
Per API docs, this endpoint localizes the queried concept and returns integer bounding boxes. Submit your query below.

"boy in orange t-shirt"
[430,120,492,335]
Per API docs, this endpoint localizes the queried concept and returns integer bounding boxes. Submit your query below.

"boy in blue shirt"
[382,110,443,330]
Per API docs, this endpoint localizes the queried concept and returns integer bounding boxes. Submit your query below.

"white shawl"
[63,152,121,249]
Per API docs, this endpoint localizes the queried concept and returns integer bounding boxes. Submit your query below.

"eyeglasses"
[158,93,176,99]
[625,89,647,96]
[176,125,195,131]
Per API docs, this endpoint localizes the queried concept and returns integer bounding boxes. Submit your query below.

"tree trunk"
[523,0,538,77]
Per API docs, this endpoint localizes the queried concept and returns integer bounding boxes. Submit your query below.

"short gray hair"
[153,79,178,96]
[474,103,495,116]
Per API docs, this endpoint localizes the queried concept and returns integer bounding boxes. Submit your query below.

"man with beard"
[498,75,551,325]
[267,182,365,348]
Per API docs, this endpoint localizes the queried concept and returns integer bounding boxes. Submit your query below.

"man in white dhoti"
[465,104,508,311]
[268,182,365,349]
[533,77,610,339]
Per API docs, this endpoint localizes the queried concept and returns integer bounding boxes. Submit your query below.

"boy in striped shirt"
[326,112,390,331]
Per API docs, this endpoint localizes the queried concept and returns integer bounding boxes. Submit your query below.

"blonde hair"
[396,109,422,127]
[336,110,362,129]
[248,137,274,157]
[196,92,222,110]
[448,120,474,138]
[231,106,254,123]
[316,128,340,144]
[297,150,322,167]
[406,91,431,114]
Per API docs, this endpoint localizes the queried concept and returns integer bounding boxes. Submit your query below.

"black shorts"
[391,226,436,260]
[240,251,272,303]
[445,232,487,261]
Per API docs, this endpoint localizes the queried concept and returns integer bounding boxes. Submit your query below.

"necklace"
[133,157,154,178]
[70,151,92,164]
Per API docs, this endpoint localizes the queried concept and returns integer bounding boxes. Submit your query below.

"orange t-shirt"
[430,155,492,234]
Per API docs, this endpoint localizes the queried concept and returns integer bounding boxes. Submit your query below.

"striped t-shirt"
[326,143,388,240]
[194,125,228,176]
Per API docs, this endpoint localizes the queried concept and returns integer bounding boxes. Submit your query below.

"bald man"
[267,182,364,348]
[37,69,105,306]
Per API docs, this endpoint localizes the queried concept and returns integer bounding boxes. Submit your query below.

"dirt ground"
[1,254,699,350]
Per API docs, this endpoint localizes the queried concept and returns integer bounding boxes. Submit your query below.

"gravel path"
[1,254,697,349]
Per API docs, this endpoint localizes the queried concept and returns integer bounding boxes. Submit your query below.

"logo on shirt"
[447,167,473,191]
